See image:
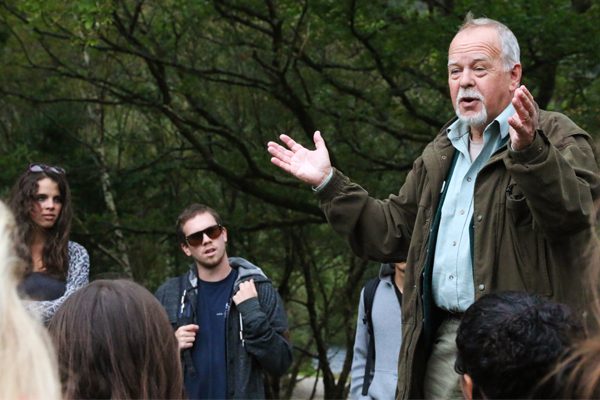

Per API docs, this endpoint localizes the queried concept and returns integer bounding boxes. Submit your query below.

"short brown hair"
[175,203,223,244]
[48,279,184,399]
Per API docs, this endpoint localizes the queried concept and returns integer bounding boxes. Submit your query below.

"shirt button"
[441,155,447,160]
[478,284,485,291]
[459,209,465,215]
[466,176,472,182]
[452,241,457,246]
[449,275,454,280]
[477,215,483,222]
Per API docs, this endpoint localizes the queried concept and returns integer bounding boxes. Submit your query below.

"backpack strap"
[177,272,197,377]
[361,276,380,396]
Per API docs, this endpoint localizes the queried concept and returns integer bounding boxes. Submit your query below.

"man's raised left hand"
[508,85,540,151]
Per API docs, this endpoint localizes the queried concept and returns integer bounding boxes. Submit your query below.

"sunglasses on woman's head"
[28,163,66,175]
[185,224,223,247]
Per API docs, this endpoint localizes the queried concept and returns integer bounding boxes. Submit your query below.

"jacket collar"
[424,116,512,192]
[422,119,457,206]
[186,257,270,288]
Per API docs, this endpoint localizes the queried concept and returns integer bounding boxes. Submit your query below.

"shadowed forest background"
[0,0,598,398]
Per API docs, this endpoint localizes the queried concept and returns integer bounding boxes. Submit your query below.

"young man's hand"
[232,279,258,305]
[175,324,199,350]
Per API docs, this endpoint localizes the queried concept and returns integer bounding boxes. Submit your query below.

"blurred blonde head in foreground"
[0,200,61,400]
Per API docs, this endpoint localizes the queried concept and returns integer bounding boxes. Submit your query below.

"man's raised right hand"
[267,131,332,187]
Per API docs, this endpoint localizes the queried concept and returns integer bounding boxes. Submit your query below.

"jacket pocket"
[504,218,552,296]
[505,182,532,226]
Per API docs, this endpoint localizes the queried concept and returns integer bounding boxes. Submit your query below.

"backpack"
[361,277,381,396]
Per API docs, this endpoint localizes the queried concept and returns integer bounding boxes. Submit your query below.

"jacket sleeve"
[154,278,180,328]
[349,289,369,400]
[26,243,90,324]
[505,112,600,238]
[316,164,422,262]
[235,283,293,376]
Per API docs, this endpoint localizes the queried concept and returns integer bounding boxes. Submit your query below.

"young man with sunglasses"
[155,203,292,399]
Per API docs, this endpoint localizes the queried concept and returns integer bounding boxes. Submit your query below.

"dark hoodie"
[155,257,292,399]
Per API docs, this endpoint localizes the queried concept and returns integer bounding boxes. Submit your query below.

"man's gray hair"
[458,13,520,71]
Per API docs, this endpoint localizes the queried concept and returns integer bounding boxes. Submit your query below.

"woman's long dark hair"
[48,279,184,399]
[8,167,72,279]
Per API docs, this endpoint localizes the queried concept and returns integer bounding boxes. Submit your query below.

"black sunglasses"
[28,163,66,175]
[185,224,223,247]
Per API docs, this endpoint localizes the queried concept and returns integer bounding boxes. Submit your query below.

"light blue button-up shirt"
[432,104,514,312]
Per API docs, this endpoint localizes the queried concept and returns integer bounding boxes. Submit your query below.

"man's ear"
[509,63,522,91]
[461,373,474,400]
[222,227,228,243]
[180,242,192,257]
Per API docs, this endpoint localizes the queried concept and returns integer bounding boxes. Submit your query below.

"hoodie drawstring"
[239,313,245,348]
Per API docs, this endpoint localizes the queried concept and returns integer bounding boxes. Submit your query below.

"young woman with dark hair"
[8,163,89,322]
[48,279,185,399]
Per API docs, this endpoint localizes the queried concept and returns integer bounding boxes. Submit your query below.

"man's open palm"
[267,131,332,187]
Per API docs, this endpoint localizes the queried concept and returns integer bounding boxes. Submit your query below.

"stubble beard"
[196,249,226,271]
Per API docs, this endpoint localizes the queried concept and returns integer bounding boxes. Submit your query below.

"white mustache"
[457,88,484,102]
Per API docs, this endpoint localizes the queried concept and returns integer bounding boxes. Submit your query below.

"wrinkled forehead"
[448,26,502,63]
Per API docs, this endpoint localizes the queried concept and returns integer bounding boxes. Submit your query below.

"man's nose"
[459,68,474,87]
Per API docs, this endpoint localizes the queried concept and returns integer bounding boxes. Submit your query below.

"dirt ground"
[290,376,325,399]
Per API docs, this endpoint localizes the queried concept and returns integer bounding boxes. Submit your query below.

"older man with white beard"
[268,14,600,400]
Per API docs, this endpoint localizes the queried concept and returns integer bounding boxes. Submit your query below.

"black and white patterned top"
[26,241,90,323]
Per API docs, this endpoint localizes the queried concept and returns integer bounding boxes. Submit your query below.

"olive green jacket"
[317,110,600,399]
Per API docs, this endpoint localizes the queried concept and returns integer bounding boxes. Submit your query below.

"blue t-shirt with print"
[185,269,237,399]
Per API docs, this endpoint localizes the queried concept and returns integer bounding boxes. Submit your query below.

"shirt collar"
[494,103,515,139]
[447,103,515,140]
